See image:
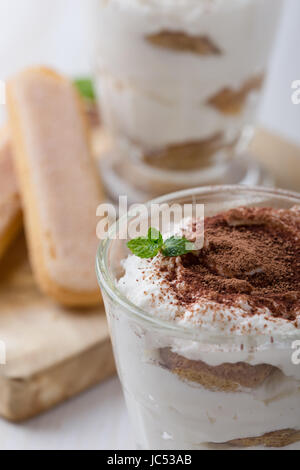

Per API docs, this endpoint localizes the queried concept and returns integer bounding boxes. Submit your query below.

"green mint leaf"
[148,228,163,247]
[127,228,195,259]
[127,237,160,259]
[74,78,96,102]
[161,236,195,258]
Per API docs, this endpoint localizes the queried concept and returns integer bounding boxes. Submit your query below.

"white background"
[0,0,299,450]
[0,0,299,145]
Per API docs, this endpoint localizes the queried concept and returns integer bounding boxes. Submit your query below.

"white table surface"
[0,378,134,450]
[0,0,299,451]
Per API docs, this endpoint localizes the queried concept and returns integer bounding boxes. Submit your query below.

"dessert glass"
[93,0,283,201]
[96,186,300,450]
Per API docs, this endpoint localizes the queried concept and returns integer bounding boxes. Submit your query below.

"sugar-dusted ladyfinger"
[0,127,22,260]
[7,68,103,307]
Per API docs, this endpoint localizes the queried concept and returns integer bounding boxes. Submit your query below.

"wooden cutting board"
[0,127,299,423]
[0,234,115,422]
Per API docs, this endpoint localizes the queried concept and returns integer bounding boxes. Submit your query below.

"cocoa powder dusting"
[159,207,300,322]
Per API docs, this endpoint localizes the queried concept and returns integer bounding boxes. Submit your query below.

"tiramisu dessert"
[114,204,300,449]
[95,0,282,175]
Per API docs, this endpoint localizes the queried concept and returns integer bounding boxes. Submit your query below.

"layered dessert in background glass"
[96,186,300,450]
[94,0,282,202]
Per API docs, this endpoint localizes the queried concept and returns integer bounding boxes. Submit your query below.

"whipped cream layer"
[96,0,282,150]
[119,253,300,337]
[111,302,300,449]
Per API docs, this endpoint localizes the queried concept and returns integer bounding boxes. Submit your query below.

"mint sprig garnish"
[127,228,195,259]
[161,236,194,257]
[127,228,163,259]
[74,78,96,102]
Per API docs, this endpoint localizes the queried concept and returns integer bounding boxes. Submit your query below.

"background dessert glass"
[96,186,300,450]
[94,0,283,202]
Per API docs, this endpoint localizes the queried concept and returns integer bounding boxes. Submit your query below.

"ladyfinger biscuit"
[147,31,221,56]
[7,68,104,307]
[208,75,264,115]
[160,348,276,392]
[0,127,22,260]
[143,133,226,171]
[220,429,300,449]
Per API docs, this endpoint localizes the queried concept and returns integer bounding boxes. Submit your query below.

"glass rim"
[96,184,300,341]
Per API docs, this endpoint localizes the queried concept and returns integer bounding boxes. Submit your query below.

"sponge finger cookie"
[7,68,103,307]
[160,348,276,392]
[210,429,300,449]
[0,127,22,260]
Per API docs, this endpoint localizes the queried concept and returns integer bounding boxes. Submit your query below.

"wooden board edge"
[0,337,115,422]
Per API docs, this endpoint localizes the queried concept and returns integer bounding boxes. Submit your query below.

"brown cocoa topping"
[159,207,300,322]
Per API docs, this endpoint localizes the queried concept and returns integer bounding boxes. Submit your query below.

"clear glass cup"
[96,186,300,450]
[94,0,283,200]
